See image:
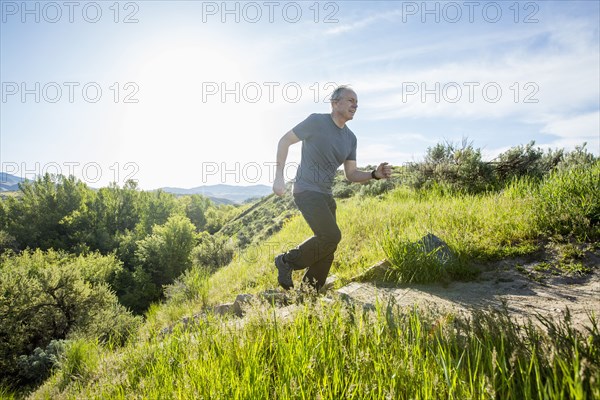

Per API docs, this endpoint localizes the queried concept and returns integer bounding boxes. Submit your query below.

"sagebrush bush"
[406,139,494,193]
[359,177,397,197]
[332,182,356,199]
[16,340,67,386]
[493,141,563,182]
[0,250,140,386]
[555,143,597,171]
[405,140,598,195]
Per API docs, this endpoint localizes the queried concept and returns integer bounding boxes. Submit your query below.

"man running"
[272,85,392,291]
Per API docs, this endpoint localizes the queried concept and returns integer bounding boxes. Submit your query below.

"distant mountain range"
[0,172,25,192]
[159,184,272,204]
[0,172,271,204]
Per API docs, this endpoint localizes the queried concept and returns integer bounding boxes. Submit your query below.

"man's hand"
[375,162,392,179]
[273,176,286,196]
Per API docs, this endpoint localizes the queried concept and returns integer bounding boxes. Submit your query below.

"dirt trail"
[337,260,600,330]
[165,251,599,337]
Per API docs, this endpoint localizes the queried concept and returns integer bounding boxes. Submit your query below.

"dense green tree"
[0,200,17,254]
[0,199,7,230]
[135,190,180,236]
[204,204,238,234]
[136,215,196,287]
[6,174,89,250]
[68,180,141,253]
[116,215,197,312]
[102,180,140,234]
[180,194,211,232]
[114,265,161,315]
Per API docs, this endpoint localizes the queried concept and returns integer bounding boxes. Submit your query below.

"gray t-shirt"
[292,113,357,194]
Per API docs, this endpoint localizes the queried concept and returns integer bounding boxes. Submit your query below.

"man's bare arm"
[273,130,301,196]
[344,160,392,183]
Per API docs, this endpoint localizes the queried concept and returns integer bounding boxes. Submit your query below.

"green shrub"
[204,204,239,234]
[0,250,139,386]
[71,287,142,347]
[406,140,597,195]
[332,182,356,199]
[192,233,235,272]
[555,143,597,171]
[535,161,600,240]
[0,230,17,254]
[136,214,196,288]
[164,266,211,307]
[381,235,453,283]
[16,340,67,386]
[494,141,563,182]
[359,177,397,197]
[406,139,494,194]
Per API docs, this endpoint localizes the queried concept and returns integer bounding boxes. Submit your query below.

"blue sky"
[1,0,599,189]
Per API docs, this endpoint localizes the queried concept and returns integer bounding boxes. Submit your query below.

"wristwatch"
[371,170,380,180]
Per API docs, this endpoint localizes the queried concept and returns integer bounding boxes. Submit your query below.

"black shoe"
[274,254,294,290]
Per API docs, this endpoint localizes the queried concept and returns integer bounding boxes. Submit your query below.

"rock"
[419,233,455,265]
[319,275,338,293]
[355,259,391,282]
[159,326,173,337]
[232,293,254,317]
[213,302,234,316]
[259,289,290,306]
[235,293,254,303]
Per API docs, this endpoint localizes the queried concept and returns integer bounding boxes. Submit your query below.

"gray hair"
[330,85,353,103]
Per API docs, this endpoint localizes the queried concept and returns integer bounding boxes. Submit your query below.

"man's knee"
[322,227,341,249]
[331,228,342,246]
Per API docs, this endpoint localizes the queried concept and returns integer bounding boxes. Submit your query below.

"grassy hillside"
[13,161,600,399]
[217,192,297,249]
[200,184,539,306]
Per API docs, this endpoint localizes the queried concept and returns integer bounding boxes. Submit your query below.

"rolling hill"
[159,184,272,204]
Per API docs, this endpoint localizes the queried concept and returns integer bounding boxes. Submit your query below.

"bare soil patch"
[338,251,600,330]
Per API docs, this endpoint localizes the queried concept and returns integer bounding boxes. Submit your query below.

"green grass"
[30,300,599,399]
[0,386,17,399]
[380,235,456,283]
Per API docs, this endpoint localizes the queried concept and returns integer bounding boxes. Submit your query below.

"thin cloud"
[325,9,403,35]
[541,112,600,139]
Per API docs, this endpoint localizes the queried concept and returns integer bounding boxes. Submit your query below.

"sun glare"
[116,38,275,187]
